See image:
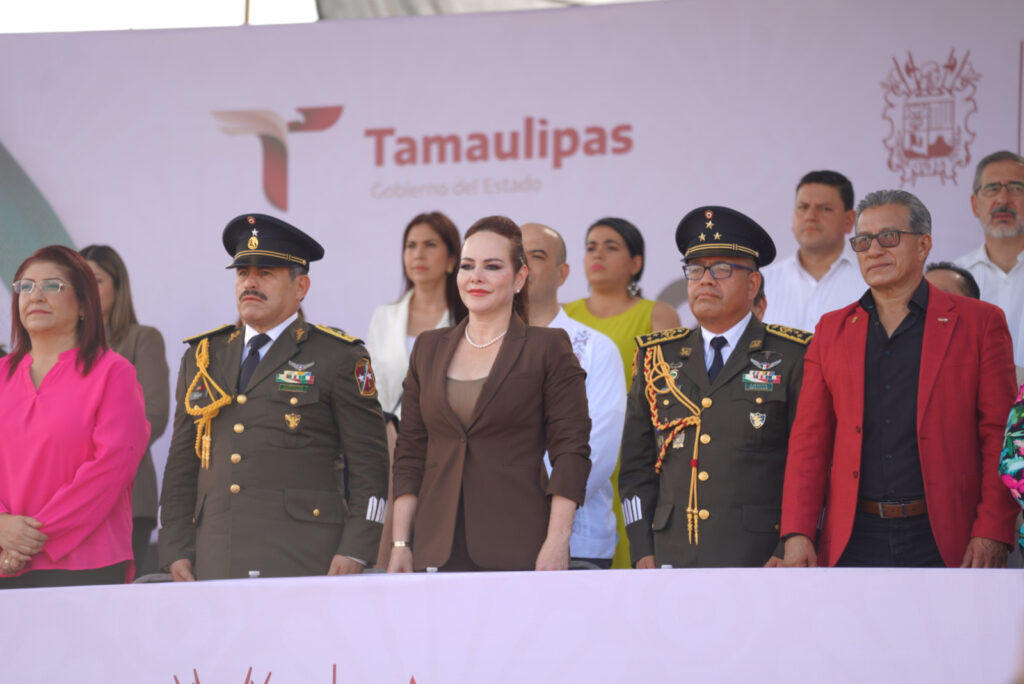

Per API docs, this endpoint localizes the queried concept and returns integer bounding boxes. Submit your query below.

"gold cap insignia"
[285,413,301,430]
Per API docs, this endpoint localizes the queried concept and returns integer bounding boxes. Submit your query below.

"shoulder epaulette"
[635,327,692,349]
[311,324,362,345]
[183,324,235,345]
[765,324,813,345]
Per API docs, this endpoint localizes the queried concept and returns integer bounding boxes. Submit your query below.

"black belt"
[857,498,927,519]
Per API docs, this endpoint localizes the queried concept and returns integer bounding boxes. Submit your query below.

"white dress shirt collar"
[701,312,751,370]
[244,312,298,350]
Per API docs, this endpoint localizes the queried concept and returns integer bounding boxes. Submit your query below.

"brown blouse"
[446,377,487,429]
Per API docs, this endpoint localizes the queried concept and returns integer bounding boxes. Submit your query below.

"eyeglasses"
[12,279,70,296]
[683,262,755,280]
[975,181,1024,198]
[848,230,918,253]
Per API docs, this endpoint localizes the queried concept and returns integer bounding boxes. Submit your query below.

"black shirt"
[859,278,929,501]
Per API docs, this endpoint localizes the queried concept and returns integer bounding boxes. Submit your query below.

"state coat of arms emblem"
[881,49,979,186]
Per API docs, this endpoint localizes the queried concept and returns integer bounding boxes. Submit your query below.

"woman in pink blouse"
[0,246,149,588]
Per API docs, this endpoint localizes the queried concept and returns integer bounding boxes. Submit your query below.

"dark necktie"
[238,333,271,393]
[708,336,727,384]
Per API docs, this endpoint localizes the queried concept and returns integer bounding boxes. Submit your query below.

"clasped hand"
[0,514,48,575]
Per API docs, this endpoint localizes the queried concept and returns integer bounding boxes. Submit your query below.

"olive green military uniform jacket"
[618,317,809,567]
[158,318,389,579]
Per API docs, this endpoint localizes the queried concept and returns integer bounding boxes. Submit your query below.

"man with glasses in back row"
[619,206,811,568]
[955,151,1024,369]
[781,189,1019,568]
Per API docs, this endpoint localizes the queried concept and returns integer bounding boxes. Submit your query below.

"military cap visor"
[675,205,776,268]
[223,213,325,270]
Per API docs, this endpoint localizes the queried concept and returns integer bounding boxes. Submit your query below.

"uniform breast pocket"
[732,388,788,449]
[267,388,321,449]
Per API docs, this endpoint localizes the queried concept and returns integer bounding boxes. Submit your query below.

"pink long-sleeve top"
[0,349,150,581]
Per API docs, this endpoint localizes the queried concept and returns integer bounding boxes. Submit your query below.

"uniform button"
[774,523,780,531]
[855,425,861,434]
[663,399,670,406]
[698,509,710,520]
[701,397,712,408]
[853,470,859,478]
[290,397,299,406]
[191,516,196,524]
[234,423,244,434]
[700,434,711,445]
[236,394,247,405]
[230,453,241,464]
[229,484,241,494]
[313,508,321,518]
[698,471,709,482]
[755,397,764,405]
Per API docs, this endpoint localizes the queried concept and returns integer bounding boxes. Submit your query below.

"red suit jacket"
[781,283,1018,566]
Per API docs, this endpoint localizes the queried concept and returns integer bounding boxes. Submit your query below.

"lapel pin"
[937,318,949,324]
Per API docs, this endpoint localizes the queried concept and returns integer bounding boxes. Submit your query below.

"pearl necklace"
[464,326,508,349]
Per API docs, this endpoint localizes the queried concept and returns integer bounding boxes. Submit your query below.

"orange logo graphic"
[213,107,343,210]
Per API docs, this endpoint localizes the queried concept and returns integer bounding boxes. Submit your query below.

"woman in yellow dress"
[565,217,680,568]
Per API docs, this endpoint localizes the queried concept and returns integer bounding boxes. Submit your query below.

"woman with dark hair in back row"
[80,244,170,571]
[564,217,681,569]
[0,246,149,588]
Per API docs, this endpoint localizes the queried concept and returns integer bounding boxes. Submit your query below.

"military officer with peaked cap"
[618,206,811,568]
[158,214,389,580]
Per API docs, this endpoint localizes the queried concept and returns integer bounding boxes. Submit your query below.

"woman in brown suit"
[388,216,591,572]
[81,245,169,571]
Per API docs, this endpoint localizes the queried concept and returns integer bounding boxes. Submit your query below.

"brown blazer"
[111,323,170,519]
[392,314,592,571]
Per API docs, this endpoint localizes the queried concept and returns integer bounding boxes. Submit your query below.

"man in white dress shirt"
[521,222,626,568]
[954,150,1024,367]
[761,170,865,332]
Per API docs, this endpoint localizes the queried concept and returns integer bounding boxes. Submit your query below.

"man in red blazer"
[781,189,1019,567]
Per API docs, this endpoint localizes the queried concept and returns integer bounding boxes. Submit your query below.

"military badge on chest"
[277,360,315,392]
[744,351,783,391]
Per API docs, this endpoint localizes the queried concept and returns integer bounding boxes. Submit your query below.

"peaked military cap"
[675,206,776,268]
[223,213,325,271]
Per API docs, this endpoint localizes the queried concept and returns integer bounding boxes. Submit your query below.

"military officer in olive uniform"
[158,214,389,580]
[619,206,811,568]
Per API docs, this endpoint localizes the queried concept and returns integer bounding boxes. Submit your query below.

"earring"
[446,266,454,274]
[627,280,640,296]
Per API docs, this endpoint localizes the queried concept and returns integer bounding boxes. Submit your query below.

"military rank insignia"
[355,358,376,397]
[742,369,780,391]
[749,350,782,370]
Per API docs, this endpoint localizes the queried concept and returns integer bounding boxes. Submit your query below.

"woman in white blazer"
[367,212,467,566]
[367,212,467,420]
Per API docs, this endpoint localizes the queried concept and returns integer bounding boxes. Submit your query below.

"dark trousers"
[0,562,127,590]
[132,516,157,572]
[837,512,945,567]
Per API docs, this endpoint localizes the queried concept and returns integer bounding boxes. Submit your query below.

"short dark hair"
[463,215,529,324]
[926,262,981,299]
[972,150,1024,193]
[587,217,645,295]
[797,170,855,211]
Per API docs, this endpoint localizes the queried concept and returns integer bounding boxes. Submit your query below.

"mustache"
[239,289,267,302]
[991,204,1018,219]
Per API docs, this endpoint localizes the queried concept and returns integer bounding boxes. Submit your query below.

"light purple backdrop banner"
[1,0,1022,486]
